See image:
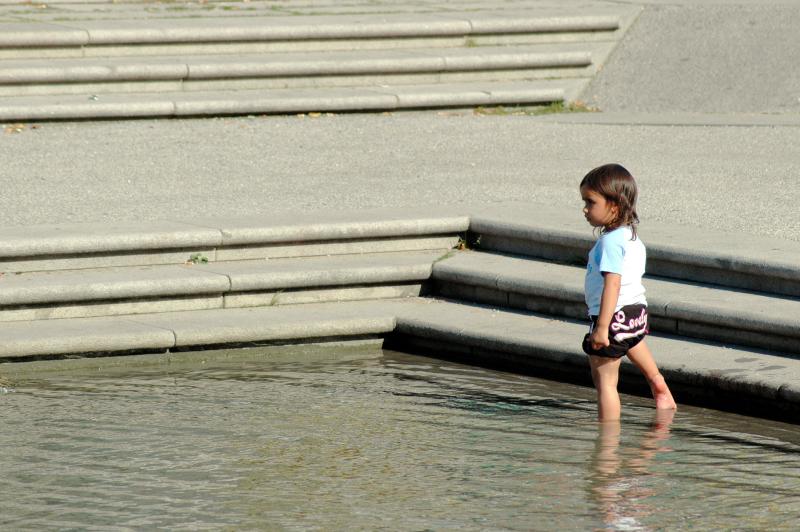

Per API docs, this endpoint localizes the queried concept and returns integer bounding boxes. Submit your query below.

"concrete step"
[0,10,625,58]
[0,31,624,61]
[0,295,796,421]
[0,298,409,361]
[432,250,800,357]
[0,4,635,118]
[0,78,579,121]
[0,44,603,97]
[0,250,445,322]
[0,3,629,28]
[5,202,797,299]
[469,202,800,298]
[388,299,800,422]
[0,207,467,272]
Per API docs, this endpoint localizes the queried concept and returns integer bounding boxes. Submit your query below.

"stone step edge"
[0,14,621,48]
[3,201,800,292]
[468,203,800,297]
[389,301,800,422]
[430,251,800,355]
[0,209,471,259]
[0,81,570,121]
[0,250,444,306]
[0,299,409,360]
[0,298,796,422]
[0,48,593,85]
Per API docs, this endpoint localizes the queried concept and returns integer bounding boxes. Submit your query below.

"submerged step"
[0,295,797,422]
[389,299,800,421]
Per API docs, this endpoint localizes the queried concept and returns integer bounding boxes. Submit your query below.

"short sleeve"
[597,233,625,274]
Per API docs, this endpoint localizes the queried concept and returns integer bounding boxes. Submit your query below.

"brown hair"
[580,163,639,238]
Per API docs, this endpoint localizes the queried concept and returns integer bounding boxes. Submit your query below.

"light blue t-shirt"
[584,226,647,315]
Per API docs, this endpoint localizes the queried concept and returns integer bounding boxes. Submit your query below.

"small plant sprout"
[186,253,209,265]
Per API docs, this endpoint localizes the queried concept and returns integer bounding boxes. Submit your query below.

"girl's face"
[581,187,618,228]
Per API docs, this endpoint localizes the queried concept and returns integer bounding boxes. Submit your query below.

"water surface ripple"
[1,347,798,530]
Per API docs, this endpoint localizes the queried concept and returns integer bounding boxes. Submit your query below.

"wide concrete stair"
[1,203,799,420]
[417,203,800,419]
[432,246,800,357]
[0,0,639,120]
[0,207,468,325]
[0,207,468,358]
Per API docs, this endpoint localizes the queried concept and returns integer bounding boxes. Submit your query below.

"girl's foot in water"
[649,373,677,410]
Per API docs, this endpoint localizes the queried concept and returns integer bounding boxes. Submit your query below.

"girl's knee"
[589,355,622,372]
[589,356,621,388]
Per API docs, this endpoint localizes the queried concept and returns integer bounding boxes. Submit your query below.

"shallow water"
[1,345,798,531]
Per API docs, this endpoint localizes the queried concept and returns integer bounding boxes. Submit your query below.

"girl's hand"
[590,328,610,350]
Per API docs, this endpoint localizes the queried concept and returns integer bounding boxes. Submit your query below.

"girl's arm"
[590,272,621,349]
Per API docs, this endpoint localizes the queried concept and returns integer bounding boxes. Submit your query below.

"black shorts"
[582,304,649,359]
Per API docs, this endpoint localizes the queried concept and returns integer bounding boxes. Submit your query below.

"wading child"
[580,164,677,421]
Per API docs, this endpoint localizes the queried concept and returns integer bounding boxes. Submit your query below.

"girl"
[580,164,677,421]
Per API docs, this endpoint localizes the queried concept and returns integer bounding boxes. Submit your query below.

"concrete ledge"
[0,46,593,85]
[0,264,230,305]
[374,81,566,109]
[0,80,572,121]
[0,207,467,266]
[215,235,459,262]
[127,302,399,347]
[0,299,404,359]
[433,250,800,356]
[0,69,586,99]
[0,295,224,323]
[0,22,89,48]
[201,207,470,245]
[467,13,620,35]
[0,250,443,314]
[3,200,800,301]
[3,202,800,302]
[0,315,176,359]
[224,284,422,309]
[390,300,800,422]
[0,296,797,421]
[0,220,221,258]
[172,87,398,116]
[0,12,620,48]
[0,60,190,84]
[200,250,440,291]
[75,16,473,45]
[0,96,177,120]
[470,202,800,297]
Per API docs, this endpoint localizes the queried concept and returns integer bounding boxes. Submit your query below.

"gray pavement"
[2,112,798,241]
[433,248,800,354]
[584,1,800,114]
[2,0,797,241]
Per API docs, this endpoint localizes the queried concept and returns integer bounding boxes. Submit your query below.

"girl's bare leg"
[626,339,677,410]
[589,355,623,421]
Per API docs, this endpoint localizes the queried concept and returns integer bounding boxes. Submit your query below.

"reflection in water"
[591,410,675,531]
[0,347,798,530]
